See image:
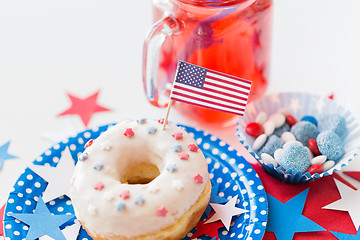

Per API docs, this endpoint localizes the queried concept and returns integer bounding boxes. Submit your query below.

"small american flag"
[170,61,252,116]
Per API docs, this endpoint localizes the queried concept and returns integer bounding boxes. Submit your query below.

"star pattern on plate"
[204,182,228,217]
[58,90,110,127]
[205,195,248,231]
[266,189,325,240]
[323,179,360,230]
[0,140,18,170]
[39,220,81,240]
[331,228,360,240]
[29,147,75,202]
[8,198,74,240]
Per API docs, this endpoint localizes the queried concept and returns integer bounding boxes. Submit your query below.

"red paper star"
[178,152,189,160]
[0,203,5,236]
[123,128,134,138]
[58,91,110,126]
[190,215,224,239]
[188,144,199,152]
[194,173,203,184]
[343,171,360,182]
[157,206,168,217]
[172,132,183,140]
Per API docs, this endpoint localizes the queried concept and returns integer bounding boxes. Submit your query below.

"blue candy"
[316,130,345,161]
[291,121,319,146]
[257,135,284,157]
[301,116,318,126]
[318,114,347,138]
[279,144,311,174]
[273,122,290,137]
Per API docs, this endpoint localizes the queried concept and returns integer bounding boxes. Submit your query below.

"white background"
[1,0,360,210]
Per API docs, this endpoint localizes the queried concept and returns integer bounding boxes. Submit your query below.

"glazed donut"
[70,119,211,240]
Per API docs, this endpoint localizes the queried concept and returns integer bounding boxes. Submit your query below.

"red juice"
[151,0,272,124]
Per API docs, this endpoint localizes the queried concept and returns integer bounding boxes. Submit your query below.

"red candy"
[245,122,264,137]
[123,128,134,138]
[285,114,297,127]
[307,164,324,175]
[308,138,321,156]
[85,139,93,148]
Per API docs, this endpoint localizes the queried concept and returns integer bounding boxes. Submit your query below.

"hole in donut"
[121,162,160,184]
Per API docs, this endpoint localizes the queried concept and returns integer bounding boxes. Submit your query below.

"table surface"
[1,0,360,238]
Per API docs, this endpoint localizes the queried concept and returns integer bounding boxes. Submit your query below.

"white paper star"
[322,179,360,230]
[290,98,301,114]
[205,195,248,230]
[40,119,78,143]
[39,220,81,240]
[29,147,75,202]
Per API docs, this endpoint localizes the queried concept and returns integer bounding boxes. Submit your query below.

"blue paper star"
[8,197,73,240]
[266,189,325,240]
[331,229,360,240]
[0,141,17,170]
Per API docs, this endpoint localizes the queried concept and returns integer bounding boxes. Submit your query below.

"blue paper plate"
[4,124,267,240]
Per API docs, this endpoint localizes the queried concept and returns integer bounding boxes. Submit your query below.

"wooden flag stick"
[162,100,173,130]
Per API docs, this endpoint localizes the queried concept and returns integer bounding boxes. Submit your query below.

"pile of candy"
[245,109,347,175]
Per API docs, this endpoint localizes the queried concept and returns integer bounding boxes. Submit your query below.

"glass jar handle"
[143,15,180,107]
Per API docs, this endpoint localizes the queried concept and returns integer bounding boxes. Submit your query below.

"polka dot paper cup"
[237,92,360,184]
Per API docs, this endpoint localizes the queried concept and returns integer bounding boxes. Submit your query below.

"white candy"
[274,148,283,163]
[277,108,291,115]
[261,153,278,167]
[283,140,303,149]
[270,113,286,128]
[256,111,268,124]
[252,134,267,151]
[281,132,296,143]
[323,160,335,171]
[311,155,327,165]
[306,147,314,159]
[263,120,275,136]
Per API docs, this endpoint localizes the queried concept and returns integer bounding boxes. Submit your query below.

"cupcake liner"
[237,92,360,184]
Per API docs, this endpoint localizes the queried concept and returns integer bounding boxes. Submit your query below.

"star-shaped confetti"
[178,152,189,160]
[157,206,168,217]
[8,197,74,240]
[323,179,360,230]
[123,128,134,138]
[188,144,199,152]
[29,147,75,202]
[0,140,18,170]
[166,163,177,172]
[172,180,184,190]
[266,189,325,240]
[205,195,248,231]
[58,91,110,127]
[172,144,182,152]
[194,174,203,184]
[39,220,81,240]
[331,229,360,240]
[172,132,183,140]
